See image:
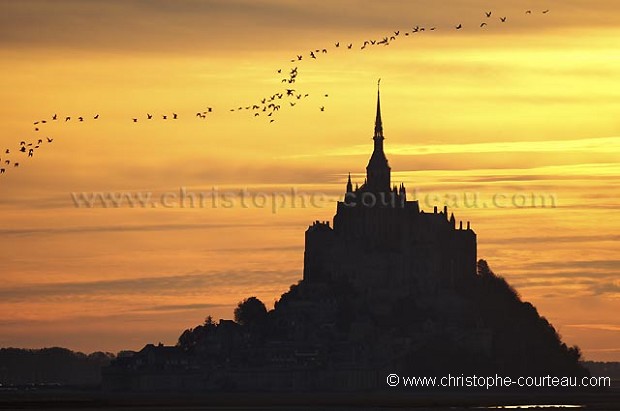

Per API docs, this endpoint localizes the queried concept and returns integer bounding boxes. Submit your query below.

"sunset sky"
[0,0,618,361]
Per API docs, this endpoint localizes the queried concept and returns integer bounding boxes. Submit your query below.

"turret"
[346,173,353,193]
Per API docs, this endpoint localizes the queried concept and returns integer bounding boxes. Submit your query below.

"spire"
[366,80,391,194]
[374,79,383,138]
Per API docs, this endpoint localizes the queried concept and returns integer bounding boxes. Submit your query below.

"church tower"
[365,82,391,194]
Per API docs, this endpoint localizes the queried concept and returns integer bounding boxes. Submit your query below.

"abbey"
[103,89,588,393]
[304,88,477,298]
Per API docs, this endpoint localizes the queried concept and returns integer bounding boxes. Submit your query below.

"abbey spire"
[366,80,391,194]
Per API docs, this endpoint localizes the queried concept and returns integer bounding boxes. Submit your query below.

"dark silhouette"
[233,297,268,327]
[0,348,114,386]
[103,89,588,393]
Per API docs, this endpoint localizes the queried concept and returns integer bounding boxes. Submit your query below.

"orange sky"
[0,0,618,361]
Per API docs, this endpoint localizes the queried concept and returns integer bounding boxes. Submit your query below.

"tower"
[365,81,391,194]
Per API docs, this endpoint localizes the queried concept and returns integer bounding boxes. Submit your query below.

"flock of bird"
[1,8,550,178]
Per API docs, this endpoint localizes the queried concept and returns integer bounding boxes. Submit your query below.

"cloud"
[0,269,297,302]
[483,234,620,245]
[287,137,620,159]
[566,324,620,332]
[2,0,618,53]
[0,222,270,237]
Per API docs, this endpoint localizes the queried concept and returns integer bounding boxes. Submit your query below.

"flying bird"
[147,113,153,119]
[47,137,53,142]
[52,114,57,120]
[542,9,550,14]
[456,24,463,30]
[500,17,507,22]
[480,22,487,27]
[94,114,99,119]
[65,117,70,121]
[347,43,352,49]
[132,118,138,122]
[335,42,340,47]
[485,11,492,17]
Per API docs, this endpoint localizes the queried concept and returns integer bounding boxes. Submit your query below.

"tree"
[234,297,267,326]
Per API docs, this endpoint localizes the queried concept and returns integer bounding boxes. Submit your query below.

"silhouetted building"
[304,87,477,300]
[102,88,587,393]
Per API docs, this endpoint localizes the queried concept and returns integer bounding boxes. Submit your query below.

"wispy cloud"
[286,136,620,159]
[566,324,620,332]
[0,269,296,302]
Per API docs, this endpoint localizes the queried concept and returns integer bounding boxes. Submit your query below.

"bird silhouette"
[147,113,153,119]
[65,117,70,121]
[310,51,316,59]
[47,137,53,143]
[335,42,340,47]
[37,139,42,144]
[52,114,57,120]
[500,17,507,22]
[485,11,492,17]
[94,114,99,119]
[20,147,26,152]
[456,24,463,29]
[320,106,325,111]
[132,118,138,122]
[480,22,487,27]
[542,9,550,14]
[0,169,4,174]
[526,10,532,14]
[173,113,178,119]
[347,43,352,49]
[14,163,19,167]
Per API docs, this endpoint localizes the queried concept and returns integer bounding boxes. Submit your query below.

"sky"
[0,0,618,361]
